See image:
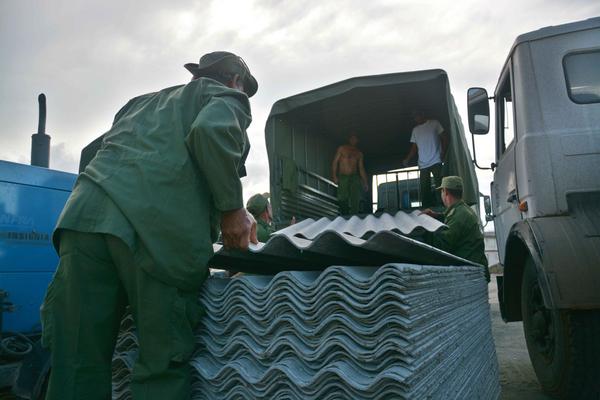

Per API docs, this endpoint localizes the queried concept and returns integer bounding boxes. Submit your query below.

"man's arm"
[403,143,417,167]
[185,93,256,249]
[331,147,342,184]
[358,152,368,191]
[431,213,463,253]
[186,94,250,210]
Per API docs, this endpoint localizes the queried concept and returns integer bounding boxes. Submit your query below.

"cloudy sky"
[1,0,598,206]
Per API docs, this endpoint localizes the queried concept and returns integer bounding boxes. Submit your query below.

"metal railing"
[372,167,422,212]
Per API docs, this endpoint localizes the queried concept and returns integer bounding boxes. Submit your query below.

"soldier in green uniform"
[421,176,489,281]
[40,52,258,400]
[246,193,276,242]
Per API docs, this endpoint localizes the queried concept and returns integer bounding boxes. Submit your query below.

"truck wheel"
[521,257,600,399]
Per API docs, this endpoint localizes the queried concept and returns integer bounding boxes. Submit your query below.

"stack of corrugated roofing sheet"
[210,231,479,274]
[112,313,135,400]
[111,264,500,399]
[208,211,478,275]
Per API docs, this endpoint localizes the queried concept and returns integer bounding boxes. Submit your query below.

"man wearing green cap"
[246,193,276,242]
[421,176,489,281]
[41,51,258,400]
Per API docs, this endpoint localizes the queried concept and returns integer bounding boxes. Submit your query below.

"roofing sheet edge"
[210,230,480,274]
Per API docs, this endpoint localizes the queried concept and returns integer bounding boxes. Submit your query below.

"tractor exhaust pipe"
[31,93,51,168]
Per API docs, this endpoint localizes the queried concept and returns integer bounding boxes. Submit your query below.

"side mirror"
[483,195,494,221]
[467,87,490,135]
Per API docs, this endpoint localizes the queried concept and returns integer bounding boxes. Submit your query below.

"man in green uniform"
[421,176,489,281]
[246,193,276,242]
[40,51,258,400]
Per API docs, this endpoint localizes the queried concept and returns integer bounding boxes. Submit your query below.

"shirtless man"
[331,133,369,215]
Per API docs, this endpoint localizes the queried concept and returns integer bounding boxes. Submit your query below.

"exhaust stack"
[31,93,51,168]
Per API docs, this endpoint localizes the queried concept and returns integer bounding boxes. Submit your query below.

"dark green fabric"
[430,200,489,281]
[41,230,203,400]
[337,174,362,215]
[56,176,136,248]
[282,157,298,193]
[256,219,275,242]
[419,163,443,208]
[54,78,252,292]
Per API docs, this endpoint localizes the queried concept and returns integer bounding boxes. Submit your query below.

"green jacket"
[54,78,252,291]
[431,200,488,272]
[256,219,275,242]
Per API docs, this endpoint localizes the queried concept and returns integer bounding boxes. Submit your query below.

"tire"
[521,256,600,399]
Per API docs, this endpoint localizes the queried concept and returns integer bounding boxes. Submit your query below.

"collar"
[257,218,272,228]
[444,200,464,216]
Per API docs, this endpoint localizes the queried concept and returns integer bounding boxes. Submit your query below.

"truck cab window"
[564,50,600,104]
[497,72,515,155]
[502,95,515,149]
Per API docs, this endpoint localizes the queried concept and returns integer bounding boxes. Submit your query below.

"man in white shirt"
[402,110,448,207]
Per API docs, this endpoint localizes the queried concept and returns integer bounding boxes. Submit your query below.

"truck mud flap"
[496,275,506,317]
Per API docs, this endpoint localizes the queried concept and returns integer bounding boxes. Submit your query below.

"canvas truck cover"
[265,69,479,222]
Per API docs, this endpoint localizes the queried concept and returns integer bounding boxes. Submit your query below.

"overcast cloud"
[1,0,599,202]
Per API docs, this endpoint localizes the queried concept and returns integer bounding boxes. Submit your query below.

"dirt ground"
[488,275,554,400]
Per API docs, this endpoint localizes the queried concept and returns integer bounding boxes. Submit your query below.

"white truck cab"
[468,17,600,398]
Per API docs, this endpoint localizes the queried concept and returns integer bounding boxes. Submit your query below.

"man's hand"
[362,182,369,192]
[419,208,439,218]
[221,208,257,250]
[332,176,338,184]
[402,159,409,167]
[249,215,258,245]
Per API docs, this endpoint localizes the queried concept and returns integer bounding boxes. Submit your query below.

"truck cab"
[467,17,600,398]
[265,69,479,226]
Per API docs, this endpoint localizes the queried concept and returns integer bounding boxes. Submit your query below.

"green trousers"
[419,163,443,208]
[41,230,203,400]
[337,174,362,215]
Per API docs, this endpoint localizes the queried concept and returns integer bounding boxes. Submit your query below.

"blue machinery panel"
[0,160,76,333]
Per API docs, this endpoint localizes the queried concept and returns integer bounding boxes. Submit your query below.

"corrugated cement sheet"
[111,264,501,400]
[276,210,446,239]
[209,230,479,274]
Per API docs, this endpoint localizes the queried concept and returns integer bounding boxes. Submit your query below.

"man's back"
[430,200,489,281]
[410,119,444,168]
[60,78,252,290]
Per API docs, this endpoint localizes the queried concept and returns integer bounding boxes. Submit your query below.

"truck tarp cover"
[266,69,479,206]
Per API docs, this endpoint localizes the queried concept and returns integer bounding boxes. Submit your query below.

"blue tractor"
[0,95,77,399]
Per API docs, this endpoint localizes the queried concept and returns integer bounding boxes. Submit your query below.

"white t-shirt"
[410,119,444,169]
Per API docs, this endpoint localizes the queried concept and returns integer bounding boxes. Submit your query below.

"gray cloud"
[1,0,599,203]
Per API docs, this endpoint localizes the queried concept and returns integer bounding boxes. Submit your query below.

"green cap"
[436,176,463,191]
[184,51,258,97]
[246,193,269,216]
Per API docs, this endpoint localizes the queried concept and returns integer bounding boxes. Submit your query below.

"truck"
[0,95,77,399]
[265,69,480,223]
[466,17,600,398]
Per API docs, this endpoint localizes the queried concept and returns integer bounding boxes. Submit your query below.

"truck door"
[492,63,522,265]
